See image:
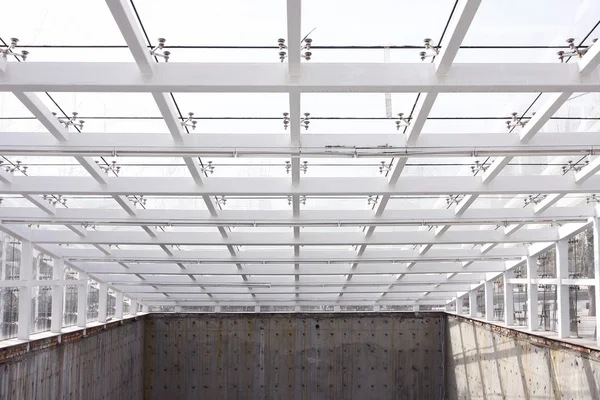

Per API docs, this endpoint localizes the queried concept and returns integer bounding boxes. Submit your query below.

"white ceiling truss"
[1,0,600,312]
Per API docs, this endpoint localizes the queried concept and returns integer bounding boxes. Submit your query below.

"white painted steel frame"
[0,0,599,340]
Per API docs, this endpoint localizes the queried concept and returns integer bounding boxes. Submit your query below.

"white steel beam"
[1,132,598,158]
[98,282,108,323]
[593,218,600,346]
[503,270,514,326]
[115,291,124,319]
[105,0,154,75]
[1,175,600,196]
[526,255,538,331]
[113,285,472,295]
[77,261,505,275]
[17,239,33,340]
[1,62,599,93]
[130,298,138,315]
[140,300,447,307]
[579,39,600,75]
[484,279,494,321]
[468,290,477,317]
[77,271,88,328]
[286,0,302,76]
[0,206,590,228]
[556,239,570,338]
[434,0,482,74]
[27,228,559,246]
[50,257,64,333]
[62,247,526,263]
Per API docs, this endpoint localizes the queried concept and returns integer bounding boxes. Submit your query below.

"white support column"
[130,299,138,315]
[142,304,149,313]
[50,258,64,333]
[17,240,33,340]
[413,304,420,312]
[593,218,600,346]
[484,280,494,321]
[468,290,477,317]
[374,305,381,312]
[556,239,570,339]
[455,296,463,314]
[333,305,340,312]
[98,282,108,323]
[215,305,221,313]
[174,305,182,313]
[77,272,87,328]
[503,271,514,326]
[527,256,538,331]
[115,291,124,319]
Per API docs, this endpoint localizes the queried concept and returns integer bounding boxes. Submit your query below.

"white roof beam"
[579,39,600,75]
[286,0,302,76]
[60,247,527,262]
[77,261,506,275]
[2,62,600,93]
[105,0,154,75]
[434,0,482,74]
[104,0,242,281]
[28,227,559,246]
[0,205,590,226]
[2,175,600,196]
[2,132,598,157]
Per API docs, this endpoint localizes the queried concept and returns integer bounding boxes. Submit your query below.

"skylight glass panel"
[303,0,453,46]
[136,0,286,46]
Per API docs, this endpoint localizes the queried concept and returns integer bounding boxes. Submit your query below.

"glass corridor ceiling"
[0,0,599,309]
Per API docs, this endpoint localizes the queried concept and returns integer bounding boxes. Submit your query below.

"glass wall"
[0,235,20,340]
[63,267,79,327]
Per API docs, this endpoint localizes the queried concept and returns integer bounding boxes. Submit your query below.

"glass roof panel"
[3,0,126,45]
[302,0,453,46]
[136,0,286,46]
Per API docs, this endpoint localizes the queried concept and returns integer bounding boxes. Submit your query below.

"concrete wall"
[0,318,144,400]
[144,312,445,400]
[445,315,600,400]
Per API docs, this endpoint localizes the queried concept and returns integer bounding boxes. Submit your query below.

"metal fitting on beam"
[53,112,85,131]
[470,160,489,175]
[95,160,121,175]
[379,161,392,174]
[181,112,197,130]
[200,161,215,174]
[300,161,308,174]
[2,160,27,175]
[505,112,528,130]
[1,38,29,61]
[557,38,597,62]
[395,113,410,130]
[446,194,463,206]
[419,38,439,61]
[282,112,290,129]
[301,113,310,130]
[278,38,287,62]
[128,195,147,207]
[150,38,170,62]
[42,194,67,207]
[302,37,312,61]
[523,194,546,207]
[586,194,600,204]
[562,159,589,174]
[216,196,227,206]
[367,195,378,206]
